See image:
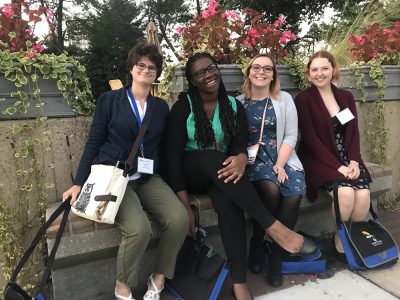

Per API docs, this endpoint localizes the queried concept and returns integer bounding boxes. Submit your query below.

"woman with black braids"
[166,52,316,300]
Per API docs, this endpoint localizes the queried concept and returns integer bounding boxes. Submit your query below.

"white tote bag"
[71,96,154,224]
[71,164,129,224]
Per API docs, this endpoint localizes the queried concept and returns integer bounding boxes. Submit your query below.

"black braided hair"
[184,52,240,149]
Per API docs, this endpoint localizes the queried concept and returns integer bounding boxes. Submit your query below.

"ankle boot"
[267,243,283,287]
[248,236,265,274]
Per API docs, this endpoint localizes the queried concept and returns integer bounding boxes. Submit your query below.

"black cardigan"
[165,95,248,193]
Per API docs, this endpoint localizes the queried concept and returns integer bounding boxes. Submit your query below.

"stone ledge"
[47,163,392,299]
[46,163,392,268]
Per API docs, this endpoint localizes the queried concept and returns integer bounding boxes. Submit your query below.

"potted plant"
[337,21,400,165]
[0,0,94,119]
[159,0,299,101]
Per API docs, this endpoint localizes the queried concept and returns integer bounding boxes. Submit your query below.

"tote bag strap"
[124,101,156,176]
[10,200,71,292]
[332,178,378,230]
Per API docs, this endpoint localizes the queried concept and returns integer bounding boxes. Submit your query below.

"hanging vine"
[0,46,95,294]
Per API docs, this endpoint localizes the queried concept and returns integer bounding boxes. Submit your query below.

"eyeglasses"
[135,63,157,74]
[251,64,274,73]
[192,63,219,79]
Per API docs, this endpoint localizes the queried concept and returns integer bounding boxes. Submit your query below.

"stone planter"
[0,75,75,120]
[173,64,300,98]
[338,65,400,101]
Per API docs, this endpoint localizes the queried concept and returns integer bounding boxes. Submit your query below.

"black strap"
[123,101,155,176]
[10,200,71,293]
[332,179,378,229]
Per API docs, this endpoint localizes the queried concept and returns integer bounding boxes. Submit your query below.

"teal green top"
[185,95,237,153]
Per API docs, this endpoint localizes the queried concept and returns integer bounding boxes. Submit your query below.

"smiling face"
[130,56,157,86]
[307,57,335,89]
[248,56,274,90]
[190,57,221,97]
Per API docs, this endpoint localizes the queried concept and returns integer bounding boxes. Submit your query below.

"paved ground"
[157,209,400,300]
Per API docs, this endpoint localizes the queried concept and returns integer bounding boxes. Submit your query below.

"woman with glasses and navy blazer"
[63,42,188,300]
[166,52,316,300]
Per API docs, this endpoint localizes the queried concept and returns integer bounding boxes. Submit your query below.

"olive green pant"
[115,174,188,288]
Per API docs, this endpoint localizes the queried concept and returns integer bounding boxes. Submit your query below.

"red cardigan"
[295,84,371,201]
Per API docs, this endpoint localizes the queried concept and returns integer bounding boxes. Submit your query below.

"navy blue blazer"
[74,86,169,186]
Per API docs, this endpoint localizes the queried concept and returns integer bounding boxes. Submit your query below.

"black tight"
[252,180,302,272]
[182,150,277,283]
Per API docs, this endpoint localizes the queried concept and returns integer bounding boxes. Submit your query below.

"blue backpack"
[333,186,398,270]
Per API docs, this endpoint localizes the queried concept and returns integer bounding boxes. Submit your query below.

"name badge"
[335,108,355,125]
[137,157,154,174]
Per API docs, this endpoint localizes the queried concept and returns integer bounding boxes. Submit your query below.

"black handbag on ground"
[333,184,398,270]
[165,225,229,300]
[4,200,71,300]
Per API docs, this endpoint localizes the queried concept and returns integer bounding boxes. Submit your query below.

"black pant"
[183,150,276,282]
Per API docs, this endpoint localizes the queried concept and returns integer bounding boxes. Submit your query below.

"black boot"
[248,236,265,274]
[267,243,283,287]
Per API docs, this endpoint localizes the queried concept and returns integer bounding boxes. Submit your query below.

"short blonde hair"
[306,50,340,82]
[242,54,280,99]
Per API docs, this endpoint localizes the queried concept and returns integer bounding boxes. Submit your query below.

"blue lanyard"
[126,87,145,151]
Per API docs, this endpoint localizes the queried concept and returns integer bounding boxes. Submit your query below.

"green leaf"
[17,74,28,85]
[31,74,38,81]
[10,125,22,135]
[26,41,33,48]
[3,107,17,115]
[39,65,50,75]
[57,81,66,91]
[32,89,40,97]
[8,32,16,39]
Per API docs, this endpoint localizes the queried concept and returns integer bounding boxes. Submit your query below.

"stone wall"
[0,116,91,288]
[357,100,400,196]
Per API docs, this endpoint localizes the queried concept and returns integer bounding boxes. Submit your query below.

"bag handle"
[332,179,378,230]
[123,100,156,176]
[10,200,71,293]
[257,99,269,144]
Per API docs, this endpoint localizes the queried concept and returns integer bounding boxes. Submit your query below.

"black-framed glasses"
[251,64,274,73]
[192,63,219,79]
[135,62,157,74]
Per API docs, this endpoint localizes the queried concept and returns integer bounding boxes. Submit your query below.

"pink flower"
[355,36,365,45]
[25,52,36,58]
[274,15,284,28]
[279,31,296,44]
[201,10,211,18]
[248,28,260,39]
[45,9,54,20]
[176,26,185,35]
[222,10,238,20]
[32,43,44,52]
[208,0,218,14]
[383,29,391,35]
[201,0,218,18]
[1,5,14,18]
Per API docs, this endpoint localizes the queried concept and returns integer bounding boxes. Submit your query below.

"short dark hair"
[127,42,163,78]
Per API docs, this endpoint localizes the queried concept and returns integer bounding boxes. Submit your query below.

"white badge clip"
[137,157,154,174]
[335,108,355,125]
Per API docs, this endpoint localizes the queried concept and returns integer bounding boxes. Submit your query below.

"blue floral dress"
[244,98,306,197]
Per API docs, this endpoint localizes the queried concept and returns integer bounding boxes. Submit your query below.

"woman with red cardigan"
[295,50,372,262]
